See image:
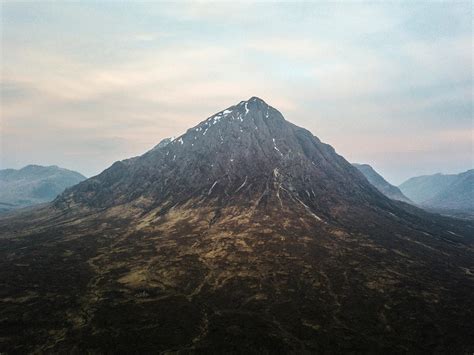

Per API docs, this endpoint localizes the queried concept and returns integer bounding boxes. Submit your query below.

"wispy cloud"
[1,1,472,182]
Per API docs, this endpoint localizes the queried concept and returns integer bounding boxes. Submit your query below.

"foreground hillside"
[0,98,473,353]
[0,165,86,213]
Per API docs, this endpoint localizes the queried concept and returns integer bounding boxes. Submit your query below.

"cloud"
[1,1,471,181]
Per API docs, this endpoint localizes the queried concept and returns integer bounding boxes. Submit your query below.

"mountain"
[400,170,474,218]
[399,173,458,204]
[0,97,473,353]
[424,170,474,209]
[0,165,86,213]
[353,163,412,203]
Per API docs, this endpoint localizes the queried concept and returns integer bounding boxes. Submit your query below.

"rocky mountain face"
[57,97,392,223]
[400,169,474,219]
[0,165,86,213]
[353,163,412,204]
[1,97,473,353]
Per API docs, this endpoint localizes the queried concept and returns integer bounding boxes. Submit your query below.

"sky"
[1,1,472,184]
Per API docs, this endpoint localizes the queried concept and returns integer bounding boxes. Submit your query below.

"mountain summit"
[57,96,387,226]
[1,98,473,353]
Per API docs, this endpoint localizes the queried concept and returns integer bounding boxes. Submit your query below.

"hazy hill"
[400,169,473,218]
[352,163,412,203]
[0,98,473,353]
[0,165,86,213]
[399,173,457,204]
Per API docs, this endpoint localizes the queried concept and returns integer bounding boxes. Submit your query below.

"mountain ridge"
[0,164,86,213]
[352,163,412,203]
[399,169,474,218]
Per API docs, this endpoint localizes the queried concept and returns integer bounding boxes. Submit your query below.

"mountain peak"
[58,97,384,220]
[238,96,267,106]
[145,98,289,165]
[201,97,281,127]
[247,96,267,104]
[243,96,270,111]
[156,97,287,151]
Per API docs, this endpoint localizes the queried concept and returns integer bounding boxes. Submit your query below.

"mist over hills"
[0,165,86,213]
[0,98,473,353]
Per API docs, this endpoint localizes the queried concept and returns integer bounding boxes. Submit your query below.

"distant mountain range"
[399,169,474,218]
[0,165,86,213]
[352,163,411,203]
[1,97,472,353]
[353,164,473,219]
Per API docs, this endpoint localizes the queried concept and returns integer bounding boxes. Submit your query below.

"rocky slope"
[353,163,412,203]
[0,97,473,353]
[0,165,86,213]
